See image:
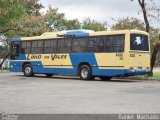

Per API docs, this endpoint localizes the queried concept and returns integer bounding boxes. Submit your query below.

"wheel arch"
[77,62,92,76]
[22,62,31,71]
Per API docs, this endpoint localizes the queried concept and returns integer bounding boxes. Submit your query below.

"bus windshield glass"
[10,42,20,60]
[130,34,149,51]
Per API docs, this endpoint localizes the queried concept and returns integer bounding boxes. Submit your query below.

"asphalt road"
[0,72,160,114]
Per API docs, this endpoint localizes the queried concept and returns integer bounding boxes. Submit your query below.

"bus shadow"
[14,75,142,83]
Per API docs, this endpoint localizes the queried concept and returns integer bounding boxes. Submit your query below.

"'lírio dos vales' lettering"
[51,54,67,61]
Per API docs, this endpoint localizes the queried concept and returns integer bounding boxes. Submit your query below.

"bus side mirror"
[21,48,25,54]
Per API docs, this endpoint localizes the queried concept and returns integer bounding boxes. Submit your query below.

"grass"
[123,72,160,80]
[153,72,160,78]
[0,68,9,72]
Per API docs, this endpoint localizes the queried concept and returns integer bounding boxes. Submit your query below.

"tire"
[45,74,53,77]
[23,64,34,77]
[79,65,94,80]
[99,76,112,81]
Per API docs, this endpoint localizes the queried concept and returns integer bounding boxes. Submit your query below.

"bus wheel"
[99,76,112,81]
[79,65,93,80]
[45,74,53,77]
[23,64,34,77]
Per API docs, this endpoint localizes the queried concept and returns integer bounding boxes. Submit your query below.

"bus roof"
[12,29,149,41]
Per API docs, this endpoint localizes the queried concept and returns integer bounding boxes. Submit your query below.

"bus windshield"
[130,34,149,51]
[10,42,21,60]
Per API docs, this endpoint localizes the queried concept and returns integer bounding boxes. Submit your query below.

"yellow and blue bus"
[9,29,151,80]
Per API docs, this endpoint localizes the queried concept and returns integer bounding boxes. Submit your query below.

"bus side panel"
[10,53,149,76]
[10,53,127,76]
[10,60,78,75]
[69,53,98,67]
[10,61,23,72]
[70,53,126,76]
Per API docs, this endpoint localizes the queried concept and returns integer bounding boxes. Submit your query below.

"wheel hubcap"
[25,67,31,75]
[81,68,88,79]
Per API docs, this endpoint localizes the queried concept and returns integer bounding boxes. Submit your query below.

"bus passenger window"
[44,40,57,53]
[57,39,71,53]
[105,35,124,52]
[72,37,87,52]
[21,41,31,54]
[88,37,96,52]
[80,39,87,52]
[88,37,104,52]
[72,39,80,52]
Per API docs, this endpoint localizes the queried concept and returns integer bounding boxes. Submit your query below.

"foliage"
[42,7,80,31]
[111,17,159,53]
[130,0,160,32]
[82,18,107,31]
[112,17,145,31]
[153,73,160,78]
[24,0,43,16]
[0,45,5,58]
[62,19,81,30]
[15,15,51,37]
[0,0,25,34]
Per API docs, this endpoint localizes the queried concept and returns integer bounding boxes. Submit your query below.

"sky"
[39,0,147,28]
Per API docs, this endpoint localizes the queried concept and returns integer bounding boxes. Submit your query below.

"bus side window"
[105,36,113,52]
[51,40,57,53]
[21,42,26,54]
[21,41,31,54]
[88,37,105,52]
[79,38,87,52]
[31,41,38,54]
[43,39,56,54]
[88,37,96,52]
[21,48,25,54]
[44,40,51,53]
[72,38,80,52]
[95,36,105,52]
[105,35,124,53]
[38,41,43,54]
[65,39,72,52]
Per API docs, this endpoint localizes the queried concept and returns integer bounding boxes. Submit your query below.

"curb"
[117,77,160,81]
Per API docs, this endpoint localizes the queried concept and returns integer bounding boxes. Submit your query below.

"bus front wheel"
[23,64,34,77]
[79,65,94,80]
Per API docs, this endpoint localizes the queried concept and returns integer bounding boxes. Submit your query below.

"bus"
[9,29,151,80]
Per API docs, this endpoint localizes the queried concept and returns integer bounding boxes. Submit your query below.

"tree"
[130,0,160,32]
[43,7,80,31]
[0,0,25,34]
[112,17,159,51]
[112,17,145,31]
[14,15,51,37]
[0,0,46,54]
[24,0,43,16]
[82,18,107,31]
[62,19,81,30]
[0,45,5,58]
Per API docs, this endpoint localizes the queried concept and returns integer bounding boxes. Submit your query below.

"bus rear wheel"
[79,65,94,80]
[23,64,34,77]
[45,74,53,77]
[99,76,112,81]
